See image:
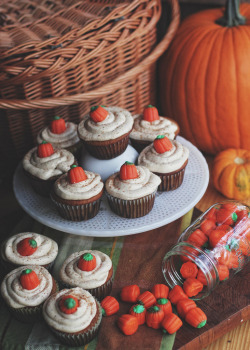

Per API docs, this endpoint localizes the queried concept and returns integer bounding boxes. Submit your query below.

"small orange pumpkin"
[168,285,188,305]
[129,304,146,325]
[146,305,165,329]
[50,116,66,134]
[161,313,183,334]
[19,269,40,290]
[90,105,108,123]
[180,261,198,279]
[185,307,207,328]
[212,149,250,200]
[137,291,156,308]
[119,162,138,180]
[68,165,87,184]
[143,105,159,122]
[117,314,138,335]
[151,284,169,300]
[156,298,172,316]
[59,295,79,314]
[37,141,54,158]
[217,264,230,281]
[183,278,204,297]
[153,135,172,154]
[101,296,119,316]
[77,252,96,271]
[187,229,208,247]
[17,237,37,256]
[176,298,197,319]
[120,285,140,303]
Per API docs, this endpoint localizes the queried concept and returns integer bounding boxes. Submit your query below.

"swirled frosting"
[1,265,53,308]
[1,232,58,266]
[138,140,189,173]
[130,114,179,141]
[77,106,133,141]
[23,147,75,180]
[53,172,104,200]
[43,288,98,333]
[105,165,161,200]
[37,122,80,149]
[59,250,112,289]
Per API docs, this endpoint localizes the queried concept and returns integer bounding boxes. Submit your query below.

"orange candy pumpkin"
[59,295,79,314]
[168,285,188,305]
[68,165,87,184]
[120,162,138,180]
[50,116,66,134]
[90,105,108,123]
[161,313,183,334]
[19,269,40,290]
[146,305,165,329]
[183,278,203,297]
[151,284,169,300]
[180,261,198,279]
[77,252,96,271]
[156,298,172,316]
[129,304,146,325]
[17,237,37,256]
[176,298,197,319]
[143,105,159,122]
[117,314,138,335]
[37,141,54,158]
[120,285,140,303]
[101,296,119,316]
[153,135,172,154]
[185,307,207,328]
[137,291,156,308]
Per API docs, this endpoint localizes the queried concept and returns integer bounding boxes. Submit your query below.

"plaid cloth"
[0,209,193,350]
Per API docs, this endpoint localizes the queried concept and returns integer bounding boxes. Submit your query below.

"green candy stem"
[41,141,48,144]
[102,308,106,316]
[156,135,165,139]
[148,306,160,313]
[64,298,76,309]
[70,165,77,169]
[133,304,145,314]
[157,298,168,305]
[29,239,37,248]
[146,104,154,108]
[22,269,32,275]
[232,212,238,222]
[82,253,94,261]
[53,116,61,120]
[124,161,134,165]
[197,320,207,328]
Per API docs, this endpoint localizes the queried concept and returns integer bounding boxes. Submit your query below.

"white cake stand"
[13,137,209,237]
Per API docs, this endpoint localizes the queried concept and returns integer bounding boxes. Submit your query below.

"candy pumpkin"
[212,149,250,200]
[159,0,250,154]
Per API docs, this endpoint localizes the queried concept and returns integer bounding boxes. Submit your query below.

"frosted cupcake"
[0,232,58,273]
[105,162,161,218]
[23,141,75,196]
[138,135,189,191]
[37,116,81,158]
[1,265,57,322]
[59,250,113,300]
[77,106,134,159]
[43,287,102,346]
[130,105,180,152]
[51,165,104,221]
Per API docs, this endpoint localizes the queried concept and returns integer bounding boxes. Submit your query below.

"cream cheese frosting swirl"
[130,114,179,141]
[77,106,133,141]
[23,147,75,180]
[105,165,161,200]
[37,122,80,148]
[1,265,53,308]
[53,172,104,200]
[1,232,58,266]
[43,288,98,333]
[138,140,189,173]
[59,250,112,289]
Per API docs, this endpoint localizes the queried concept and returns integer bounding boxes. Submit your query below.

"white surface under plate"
[13,137,209,237]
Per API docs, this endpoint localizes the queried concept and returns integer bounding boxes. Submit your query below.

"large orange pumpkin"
[159,0,250,154]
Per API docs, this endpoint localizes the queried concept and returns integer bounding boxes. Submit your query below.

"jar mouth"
[162,242,219,300]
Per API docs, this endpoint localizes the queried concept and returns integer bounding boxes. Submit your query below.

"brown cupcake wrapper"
[50,301,102,346]
[156,161,188,192]
[25,173,58,197]
[82,133,130,159]
[51,196,102,221]
[66,141,82,161]
[106,191,157,218]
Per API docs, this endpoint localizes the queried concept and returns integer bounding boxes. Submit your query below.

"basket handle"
[0,0,180,110]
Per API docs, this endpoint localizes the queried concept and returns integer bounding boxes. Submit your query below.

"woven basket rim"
[0,0,180,111]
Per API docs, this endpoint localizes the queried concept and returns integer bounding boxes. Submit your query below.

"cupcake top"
[43,287,99,333]
[53,166,104,200]
[1,265,53,308]
[77,106,134,141]
[138,137,189,173]
[105,163,161,200]
[1,232,58,266]
[37,117,80,149]
[59,250,112,289]
[23,144,75,180]
[130,105,179,141]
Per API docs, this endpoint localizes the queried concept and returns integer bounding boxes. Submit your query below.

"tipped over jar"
[162,201,250,300]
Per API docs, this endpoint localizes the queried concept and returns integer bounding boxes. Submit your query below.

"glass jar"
[162,201,250,300]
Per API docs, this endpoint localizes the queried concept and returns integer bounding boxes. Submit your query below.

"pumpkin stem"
[216,0,245,27]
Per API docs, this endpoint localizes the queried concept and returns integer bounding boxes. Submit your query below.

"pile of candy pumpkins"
[159,0,249,202]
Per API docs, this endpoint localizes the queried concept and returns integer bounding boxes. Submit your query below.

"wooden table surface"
[0,153,249,350]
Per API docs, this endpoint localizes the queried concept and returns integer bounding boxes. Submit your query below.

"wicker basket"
[0,0,180,171]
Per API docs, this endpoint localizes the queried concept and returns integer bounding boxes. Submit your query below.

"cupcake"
[37,116,81,159]
[23,141,76,196]
[43,287,102,346]
[0,232,58,273]
[1,265,57,322]
[105,161,161,218]
[129,105,180,152]
[77,106,134,159]
[59,250,113,300]
[51,165,104,221]
[138,135,189,191]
